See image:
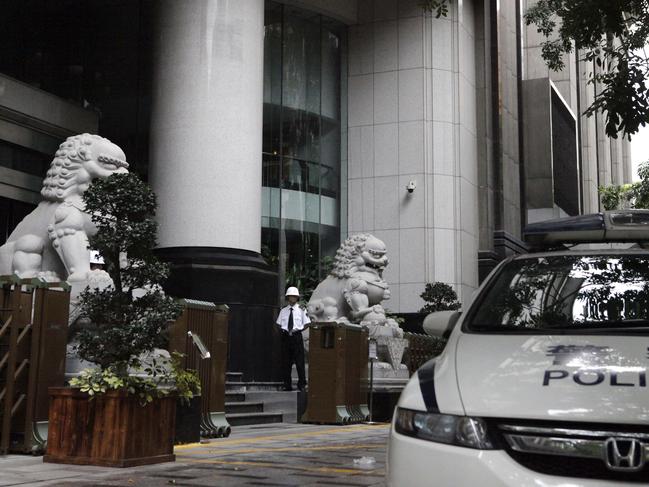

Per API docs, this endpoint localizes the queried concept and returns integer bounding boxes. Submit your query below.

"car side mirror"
[423,310,461,338]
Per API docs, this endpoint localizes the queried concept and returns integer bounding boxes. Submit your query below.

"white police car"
[387,210,649,486]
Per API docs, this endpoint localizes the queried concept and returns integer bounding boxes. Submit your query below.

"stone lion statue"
[307,233,403,338]
[0,134,128,282]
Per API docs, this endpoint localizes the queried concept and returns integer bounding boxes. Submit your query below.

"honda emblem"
[604,438,645,472]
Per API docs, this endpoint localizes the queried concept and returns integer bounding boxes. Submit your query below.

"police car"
[387,210,649,486]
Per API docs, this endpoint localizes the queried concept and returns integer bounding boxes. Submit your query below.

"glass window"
[282,15,321,114]
[281,107,320,163]
[0,140,51,177]
[263,6,283,108]
[0,0,153,177]
[262,2,346,300]
[320,165,338,199]
[468,255,649,332]
[0,196,37,245]
[281,158,305,192]
[320,122,340,169]
[262,154,281,191]
[321,29,341,121]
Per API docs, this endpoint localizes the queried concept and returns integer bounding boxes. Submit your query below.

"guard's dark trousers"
[282,330,306,390]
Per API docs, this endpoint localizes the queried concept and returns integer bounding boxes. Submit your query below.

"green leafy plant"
[525,1,649,138]
[263,243,335,304]
[420,0,450,18]
[385,309,405,326]
[284,254,335,304]
[73,173,198,401]
[170,353,202,405]
[69,352,201,406]
[419,282,461,314]
[599,160,649,210]
[599,183,635,210]
[261,244,278,269]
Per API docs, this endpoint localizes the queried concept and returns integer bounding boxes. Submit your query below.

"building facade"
[0,0,632,380]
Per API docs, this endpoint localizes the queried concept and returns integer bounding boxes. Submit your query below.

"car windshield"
[468,254,649,332]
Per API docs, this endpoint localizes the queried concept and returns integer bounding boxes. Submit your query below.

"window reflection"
[0,141,51,177]
[0,0,154,177]
[469,255,649,331]
[261,2,346,299]
[0,196,36,245]
[282,107,320,162]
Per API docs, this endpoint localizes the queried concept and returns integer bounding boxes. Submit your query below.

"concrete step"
[226,412,283,427]
[225,382,246,392]
[225,381,284,392]
[225,401,264,414]
[225,391,246,403]
[244,390,302,423]
[222,374,293,427]
[226,372,243,382]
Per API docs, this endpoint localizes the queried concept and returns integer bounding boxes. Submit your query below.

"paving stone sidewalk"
[0,423,389,486]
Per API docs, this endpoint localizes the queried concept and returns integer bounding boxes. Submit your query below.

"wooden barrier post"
[0,277,69,454]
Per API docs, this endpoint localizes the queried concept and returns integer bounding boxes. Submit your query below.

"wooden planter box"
[44,387,176,467]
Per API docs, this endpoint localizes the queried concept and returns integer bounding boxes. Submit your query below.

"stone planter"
[44,387,176,467]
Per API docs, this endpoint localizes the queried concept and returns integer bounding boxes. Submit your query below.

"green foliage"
[261,244,336,304]
[525,0,649,138]
[82,173,171,294]
[637,161,649,208]
[419,282,461,314]
[420,0,450,18]
[70,352,201,406]
[261,244,279,269]
[284,255,334,304]
[599,160,649,210]
[599,183,635,210]
[75,173,182,375]
[171,361,201,404]
[385,309,405,326]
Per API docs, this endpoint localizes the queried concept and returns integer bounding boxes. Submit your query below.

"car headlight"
[394,407,496,450]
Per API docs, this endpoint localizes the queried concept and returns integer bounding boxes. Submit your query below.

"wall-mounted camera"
[406,180,417,194]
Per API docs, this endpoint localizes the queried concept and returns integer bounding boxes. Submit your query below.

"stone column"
[150,0,279,382]
[150,0,263,252]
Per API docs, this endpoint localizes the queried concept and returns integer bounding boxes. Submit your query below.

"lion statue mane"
[0,133,128,282]
[307,233,402,337]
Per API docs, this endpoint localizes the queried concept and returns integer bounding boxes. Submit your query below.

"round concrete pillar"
[150,0,264,252]
[150,0,280,382]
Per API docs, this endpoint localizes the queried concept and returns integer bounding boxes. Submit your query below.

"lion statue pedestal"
[307,234,408,379]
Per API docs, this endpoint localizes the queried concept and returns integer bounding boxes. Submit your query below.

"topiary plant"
[72,172,196,401]
[419,282,461,314]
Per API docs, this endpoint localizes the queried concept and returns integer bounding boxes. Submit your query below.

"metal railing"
[403,332,447,374]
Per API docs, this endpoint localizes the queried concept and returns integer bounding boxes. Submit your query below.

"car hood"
[455,333,649,424]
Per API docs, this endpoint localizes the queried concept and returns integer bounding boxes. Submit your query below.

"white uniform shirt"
[276,304,311,332]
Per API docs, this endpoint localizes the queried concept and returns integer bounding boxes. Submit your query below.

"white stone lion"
[307,233,402,337]
[307,234,408,374]
[0,134,128,282]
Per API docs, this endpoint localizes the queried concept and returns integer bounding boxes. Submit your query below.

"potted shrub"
[44,173,199,467]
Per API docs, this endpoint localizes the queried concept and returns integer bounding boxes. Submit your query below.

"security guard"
[276,287,310,391]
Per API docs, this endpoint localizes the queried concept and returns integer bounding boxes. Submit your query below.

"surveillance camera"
[406,180,416,193]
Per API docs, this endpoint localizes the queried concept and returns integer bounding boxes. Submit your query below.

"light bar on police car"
[524,210,649,248]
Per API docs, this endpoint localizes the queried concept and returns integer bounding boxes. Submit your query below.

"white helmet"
[285,286,300,297]
[89,250,105,265]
